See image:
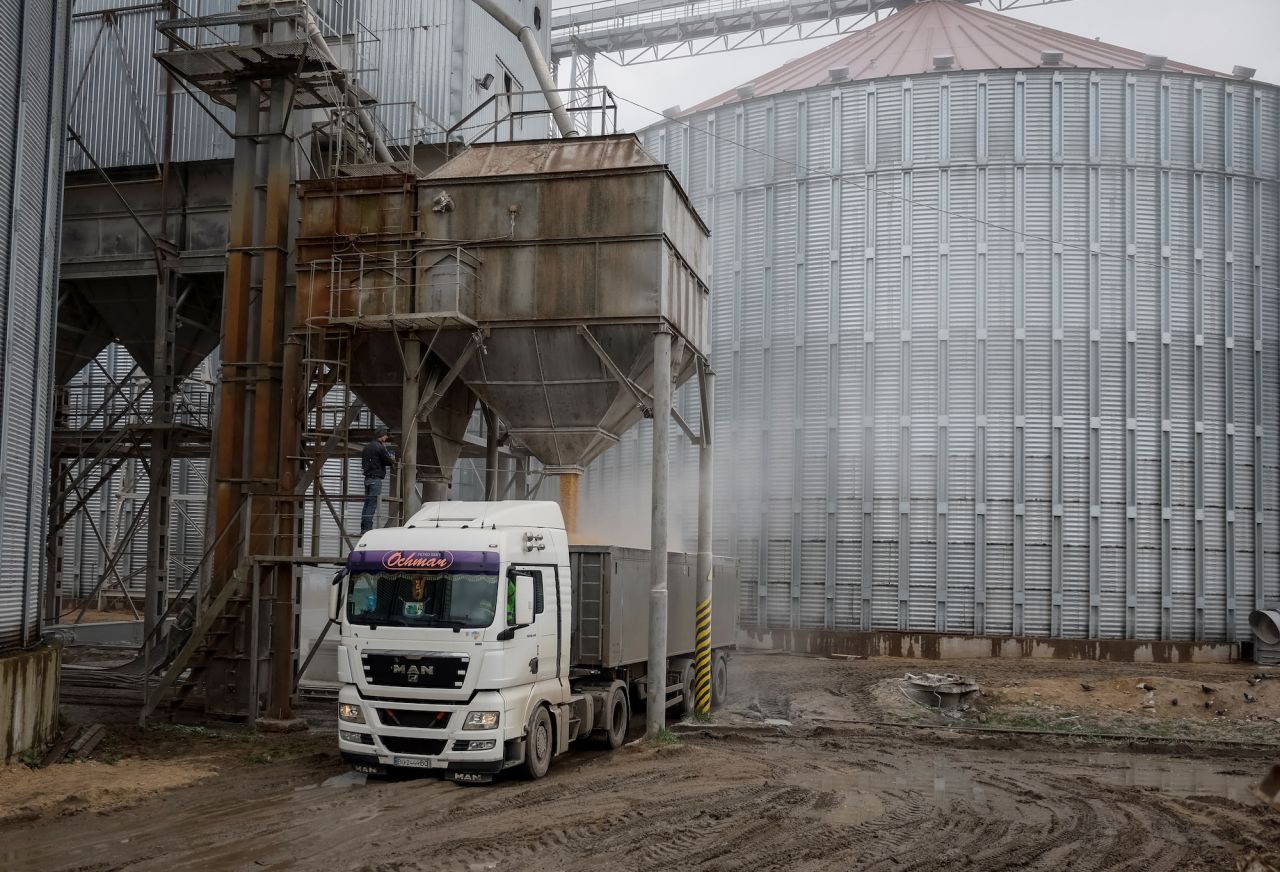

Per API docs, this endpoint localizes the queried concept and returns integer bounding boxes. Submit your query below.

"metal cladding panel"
[587,68,1280,643]
[67,0,540,170]
[68,0,237,171]
[0,0,69,649]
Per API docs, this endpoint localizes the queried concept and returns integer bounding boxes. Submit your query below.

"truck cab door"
[510,564,560,685]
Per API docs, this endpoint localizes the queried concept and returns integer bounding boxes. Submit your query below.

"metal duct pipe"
[299,6,395,164]
[470,0,577,138]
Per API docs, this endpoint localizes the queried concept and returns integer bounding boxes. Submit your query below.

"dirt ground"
[3,651,1280,871]
[54,605,140,624]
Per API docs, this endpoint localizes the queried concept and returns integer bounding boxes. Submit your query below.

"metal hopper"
[422,135,710,474]
[295,135,710,516]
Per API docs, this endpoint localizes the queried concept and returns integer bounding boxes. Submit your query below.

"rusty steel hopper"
[296,135,709,483]
[296,170,482,490]
[422,135,710,473]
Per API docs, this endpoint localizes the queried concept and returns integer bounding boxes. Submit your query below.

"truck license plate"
[393,756,436,769]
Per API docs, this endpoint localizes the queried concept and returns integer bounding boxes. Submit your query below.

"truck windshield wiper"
[426,619,472,632]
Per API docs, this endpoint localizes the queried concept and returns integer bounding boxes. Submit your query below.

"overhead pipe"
[470,0,577,138]
[299,6,395,164]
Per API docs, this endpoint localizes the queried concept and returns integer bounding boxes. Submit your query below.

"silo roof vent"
[736,84,755,100]
[828,66,849,82]
[1040,50,1063,66]
[1143,54,1167,70]
[662,105,682,119]
[933,54,954,70]
[1232,65,1257,80]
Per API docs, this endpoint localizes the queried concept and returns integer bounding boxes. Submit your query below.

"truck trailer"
[331,500,737,782]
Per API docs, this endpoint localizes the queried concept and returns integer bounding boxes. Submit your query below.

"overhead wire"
[610,90,1280,296]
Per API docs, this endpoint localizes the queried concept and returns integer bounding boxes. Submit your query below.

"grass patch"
[648,727,682,748]
[146,723,255,743]
[17,749,45,770]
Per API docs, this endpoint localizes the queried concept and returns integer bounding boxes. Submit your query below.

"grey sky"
[567,0,1280,132]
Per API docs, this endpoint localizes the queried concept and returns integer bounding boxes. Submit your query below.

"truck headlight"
[339,703,365,724]
[462,711,500,730]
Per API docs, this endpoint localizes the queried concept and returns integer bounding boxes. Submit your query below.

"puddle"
[1082,753,1259,801]
[321,771,367,789]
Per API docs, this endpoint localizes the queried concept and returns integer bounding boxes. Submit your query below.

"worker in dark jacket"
[360,426,395,534]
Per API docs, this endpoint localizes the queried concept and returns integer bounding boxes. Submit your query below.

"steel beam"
[551,0,1075,64]
[693,362,714,716]
[483,404,500,501]
[400,337,422,521]
[647,329,672,739]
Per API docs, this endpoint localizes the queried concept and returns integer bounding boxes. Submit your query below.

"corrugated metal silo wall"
[585,69,1280,643]
[0,0,70,650]
[66,0,549,170]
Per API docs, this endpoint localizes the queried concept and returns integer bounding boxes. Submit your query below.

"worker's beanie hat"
[376,425,389,437]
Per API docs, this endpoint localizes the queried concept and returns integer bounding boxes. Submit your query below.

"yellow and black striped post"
[693,362,715,718]
[693,595,713,715]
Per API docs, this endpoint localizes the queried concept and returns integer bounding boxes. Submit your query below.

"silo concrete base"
[1,644,61,764]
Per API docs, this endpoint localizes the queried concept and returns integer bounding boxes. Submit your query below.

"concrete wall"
[0,644,61,764]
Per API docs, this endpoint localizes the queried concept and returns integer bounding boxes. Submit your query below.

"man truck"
[330,500,737,782]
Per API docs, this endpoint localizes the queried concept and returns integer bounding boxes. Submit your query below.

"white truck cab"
[332,501,628,782]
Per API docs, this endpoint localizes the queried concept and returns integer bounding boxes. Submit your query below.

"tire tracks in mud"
[363,731,1274,872]
[8,652,1280,872]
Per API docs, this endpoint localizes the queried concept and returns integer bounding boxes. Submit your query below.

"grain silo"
[585,0,1280,643]
[1,0,71,762]
[1,0,70,652]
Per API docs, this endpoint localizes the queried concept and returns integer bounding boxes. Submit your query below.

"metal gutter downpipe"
[299,7,395,164]
[469,0,577,138]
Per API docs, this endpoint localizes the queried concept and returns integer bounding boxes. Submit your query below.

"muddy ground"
[3,651,1280,871]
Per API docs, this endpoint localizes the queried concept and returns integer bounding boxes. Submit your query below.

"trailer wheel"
[672,658,695,718]
[711,651,729,708]
[523,706,553,780]
[602,685,629,750]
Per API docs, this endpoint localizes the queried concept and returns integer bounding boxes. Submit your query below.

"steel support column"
[268,336,304,720]
[210,69,261,598]
[647,329,672,738]
[144,243,178,654]
[484,404,500,501]
[400,336,422,521]
[693,363,714,717]
[255,68,297,721]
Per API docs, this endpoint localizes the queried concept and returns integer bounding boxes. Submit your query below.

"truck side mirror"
[511,573,535,627]
[328,568,348,623]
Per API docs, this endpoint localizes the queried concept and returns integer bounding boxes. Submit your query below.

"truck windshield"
[346,570,498,629]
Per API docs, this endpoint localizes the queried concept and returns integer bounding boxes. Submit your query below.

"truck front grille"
[376,708,451,729]
[361,652,468,690]
[380,736,448,756]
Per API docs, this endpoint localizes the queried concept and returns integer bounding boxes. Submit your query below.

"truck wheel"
[602,685,629,750]
[524,706,553,780]
[711,651,729,708]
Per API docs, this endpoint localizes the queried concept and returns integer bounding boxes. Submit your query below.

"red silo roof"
[688,0,1225,113]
